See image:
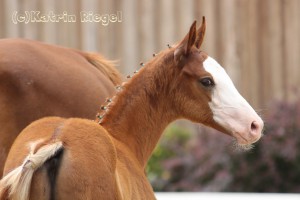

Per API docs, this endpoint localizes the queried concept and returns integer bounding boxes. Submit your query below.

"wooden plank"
[80,0,99,51]
[153,2,162,52]
[137,0,155,64]
[111,0,123,63]
[268,0,284,101]
[110,1,119,57]
[195,0,217,56]
[283,0,300,101]
[120,0,138,74]
[55,0,75,47]
[21,0,39,40]
[257,0,272,107]
[246,0,260,107]
[174,0,194,41]
[64,0,81,49]
[97,0,115,57]
[40,0,57,44]
[35,0,44,41]
[158,0,175,50]
[0,0,5,38]
[217,0,240,86]
[235,0,251,100]
[4,0,20,37]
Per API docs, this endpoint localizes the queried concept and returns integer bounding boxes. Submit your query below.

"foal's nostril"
[251,121,258,132]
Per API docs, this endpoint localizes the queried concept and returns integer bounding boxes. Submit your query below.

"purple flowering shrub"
[229,100,300,192]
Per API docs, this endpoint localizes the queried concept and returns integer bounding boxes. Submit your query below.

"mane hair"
[95,48,178,124]
[80,52,122,86]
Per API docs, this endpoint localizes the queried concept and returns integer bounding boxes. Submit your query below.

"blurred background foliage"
[147,98,300,192]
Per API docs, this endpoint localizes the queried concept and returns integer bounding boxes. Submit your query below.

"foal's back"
[0,39,120,176]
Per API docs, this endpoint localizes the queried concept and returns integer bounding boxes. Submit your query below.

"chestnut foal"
[0,18,263,200]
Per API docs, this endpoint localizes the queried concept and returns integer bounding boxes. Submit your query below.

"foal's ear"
[195,16,206,48]
[174,21,197,65]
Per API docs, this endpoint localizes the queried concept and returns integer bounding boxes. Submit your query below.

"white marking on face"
[203,56,263,144]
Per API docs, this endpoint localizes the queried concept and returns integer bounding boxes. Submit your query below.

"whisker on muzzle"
[231,140,254,152]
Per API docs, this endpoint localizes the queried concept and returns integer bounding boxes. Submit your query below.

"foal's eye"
[199,77,215,88]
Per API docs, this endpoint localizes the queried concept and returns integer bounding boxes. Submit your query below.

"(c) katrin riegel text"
[11,11,122,25]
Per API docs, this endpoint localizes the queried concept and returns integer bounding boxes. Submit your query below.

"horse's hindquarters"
[2,117,122,200]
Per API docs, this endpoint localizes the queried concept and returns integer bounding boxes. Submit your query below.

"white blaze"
[203,56,263,144]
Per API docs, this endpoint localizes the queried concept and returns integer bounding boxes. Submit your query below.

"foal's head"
[163,18,263,147]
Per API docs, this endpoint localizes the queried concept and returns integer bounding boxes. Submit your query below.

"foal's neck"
[101,53,178,167]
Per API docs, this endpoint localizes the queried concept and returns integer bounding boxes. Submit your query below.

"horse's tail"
[80,52,122,86]
[0,141,63,200]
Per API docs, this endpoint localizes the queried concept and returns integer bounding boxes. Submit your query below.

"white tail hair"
[0,141,63,200]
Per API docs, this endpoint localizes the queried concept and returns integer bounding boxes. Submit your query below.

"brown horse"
[0,18,263,200]
[0,39,122,176]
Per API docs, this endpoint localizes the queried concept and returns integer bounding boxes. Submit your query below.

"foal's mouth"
[231,131,261,151]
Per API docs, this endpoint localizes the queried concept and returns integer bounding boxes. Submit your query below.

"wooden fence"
[0,0,299,109]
